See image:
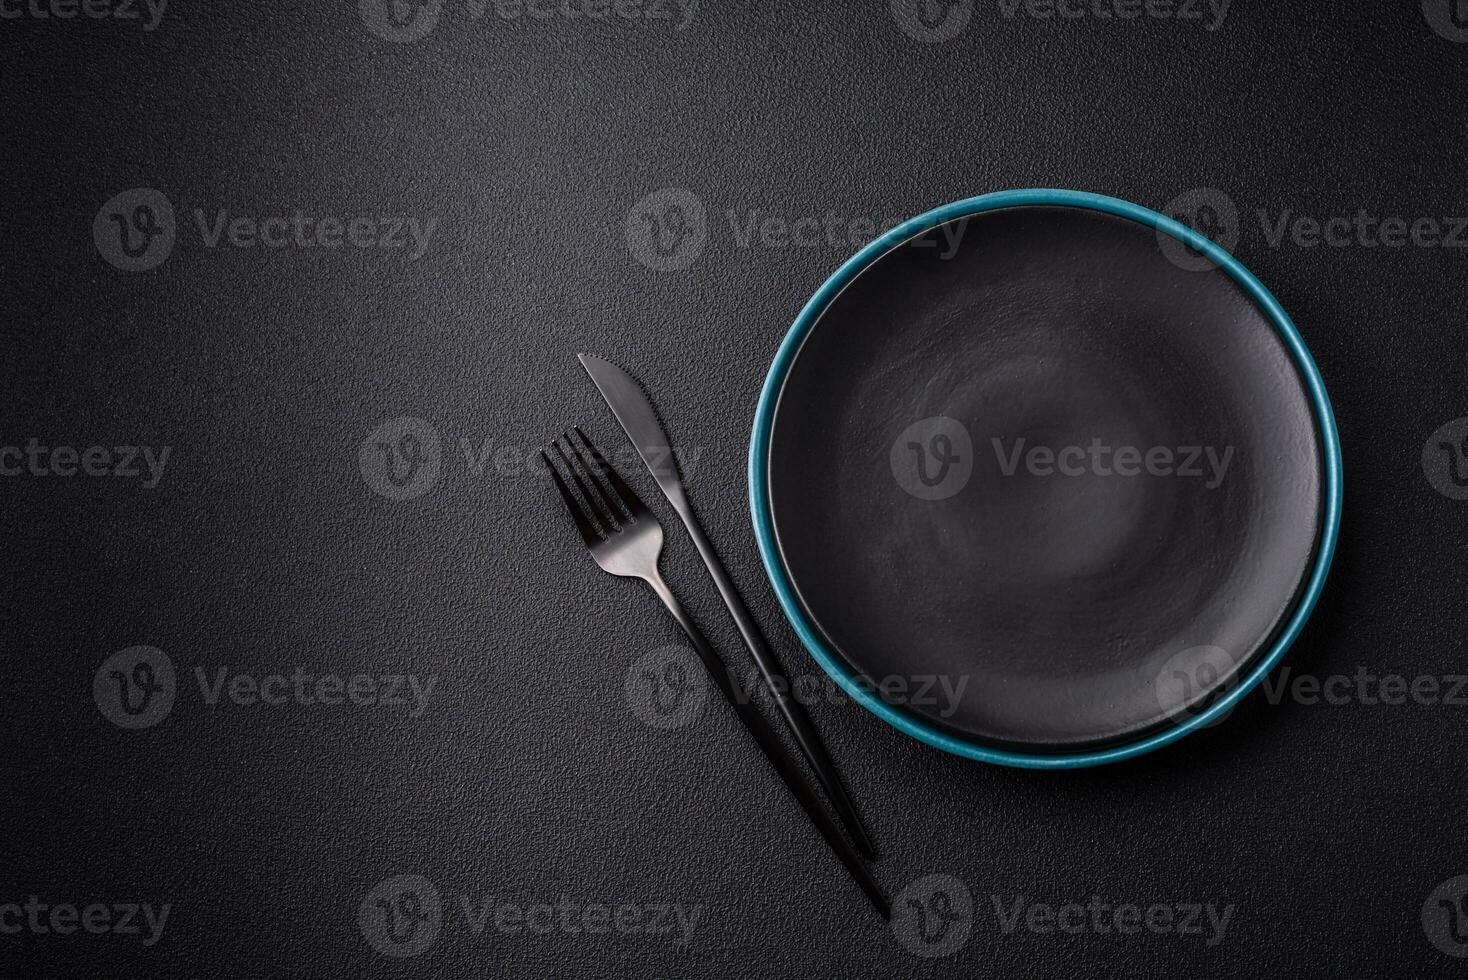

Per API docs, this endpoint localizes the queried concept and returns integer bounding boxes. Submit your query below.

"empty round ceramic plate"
[749,189,1341,768]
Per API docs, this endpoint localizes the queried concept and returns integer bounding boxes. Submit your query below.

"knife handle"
[666,498,878,861]
[639,570,889,918]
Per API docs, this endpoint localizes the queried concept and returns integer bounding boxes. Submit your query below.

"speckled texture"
[5,2,1468,976]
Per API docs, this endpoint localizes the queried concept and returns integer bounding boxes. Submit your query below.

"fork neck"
[639,570,722,675]
[641,569,680,618]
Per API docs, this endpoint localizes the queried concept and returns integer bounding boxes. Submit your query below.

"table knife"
[578,352,877,860]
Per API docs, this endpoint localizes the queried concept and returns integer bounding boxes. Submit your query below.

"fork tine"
[554,438,620,531]
[562,431,631,526]
[573,426,647,518]
[543,449,602,546]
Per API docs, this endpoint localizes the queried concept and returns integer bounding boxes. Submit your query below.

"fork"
[544,427,890,919]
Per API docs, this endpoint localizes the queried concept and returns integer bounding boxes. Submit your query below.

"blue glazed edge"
[747,188,1343,769]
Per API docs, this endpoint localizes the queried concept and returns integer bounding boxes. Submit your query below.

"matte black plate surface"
[765,205,1325,751]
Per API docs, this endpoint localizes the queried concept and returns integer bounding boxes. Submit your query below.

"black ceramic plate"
[750,191,1341,765]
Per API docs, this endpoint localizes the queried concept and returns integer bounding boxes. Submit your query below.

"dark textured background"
[6,1,1468,976]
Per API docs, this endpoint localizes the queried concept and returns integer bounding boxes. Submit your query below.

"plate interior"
[766,205,1323,751]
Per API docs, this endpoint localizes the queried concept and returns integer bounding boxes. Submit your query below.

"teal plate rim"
[747,188,1343,769]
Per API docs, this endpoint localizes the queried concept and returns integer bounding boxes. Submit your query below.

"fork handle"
[641,571,891,920]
